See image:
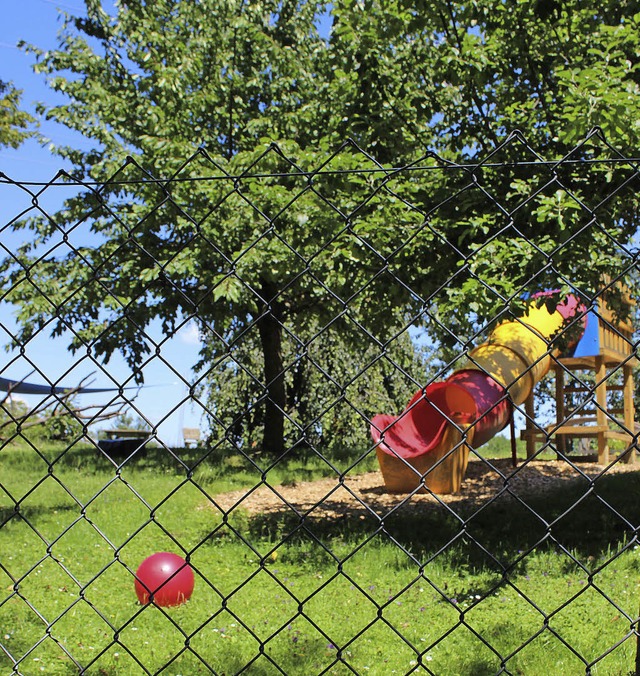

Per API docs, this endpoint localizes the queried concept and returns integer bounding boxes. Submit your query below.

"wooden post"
[595,355,609,465]
[555,364,566,457]
[525,391,536,459]
[622,363,636,464]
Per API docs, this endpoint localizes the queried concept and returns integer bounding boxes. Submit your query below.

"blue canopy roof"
[0,377,131,395]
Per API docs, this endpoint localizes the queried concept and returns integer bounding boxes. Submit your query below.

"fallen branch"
[0,372,139,441]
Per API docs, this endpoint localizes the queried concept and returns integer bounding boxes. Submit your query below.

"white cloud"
[179,322,202,346]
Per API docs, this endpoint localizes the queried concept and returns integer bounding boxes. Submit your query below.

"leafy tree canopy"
[0,80,35,149]
[3,0,640,453]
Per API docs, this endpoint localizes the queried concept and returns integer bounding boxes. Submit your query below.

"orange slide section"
[371,297,584,491]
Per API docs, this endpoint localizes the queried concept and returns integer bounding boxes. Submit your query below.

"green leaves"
[533,189,583,229]
[212,275,244,304]
[0,80,35,149]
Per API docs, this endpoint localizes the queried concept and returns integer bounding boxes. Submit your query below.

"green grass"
[1,438,638,675]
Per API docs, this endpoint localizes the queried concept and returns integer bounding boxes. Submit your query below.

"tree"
[2,0,640,454]
[0,80,34,149]
[199,319,440,456]
[108,411,150,433]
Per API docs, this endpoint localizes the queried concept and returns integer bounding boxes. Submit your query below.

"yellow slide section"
[466,302,567,405]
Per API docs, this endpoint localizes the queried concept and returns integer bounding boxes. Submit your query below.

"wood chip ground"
[210,456,639,520]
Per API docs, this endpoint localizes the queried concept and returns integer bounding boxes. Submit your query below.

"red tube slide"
[371,295,585,470]
[371,369,510,460]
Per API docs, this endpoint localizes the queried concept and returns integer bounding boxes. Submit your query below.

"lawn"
[1,437,638,675]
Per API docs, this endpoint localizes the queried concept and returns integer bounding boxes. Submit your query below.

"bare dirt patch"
[210,456,639,520]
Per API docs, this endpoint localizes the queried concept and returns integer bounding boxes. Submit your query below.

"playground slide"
[371,297,584,462]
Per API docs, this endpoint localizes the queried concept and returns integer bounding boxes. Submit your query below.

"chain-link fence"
[1,133,639,674]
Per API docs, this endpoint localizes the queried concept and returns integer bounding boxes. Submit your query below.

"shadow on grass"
[243,470,640,569]
[0,501,80,529]
[19,441,232,476]
[6,439,377,487]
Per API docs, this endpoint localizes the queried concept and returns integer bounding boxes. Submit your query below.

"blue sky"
[1,0,204,445]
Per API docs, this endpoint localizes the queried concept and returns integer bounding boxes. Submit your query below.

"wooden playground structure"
[373,291,637,496]
[522,298,637,465]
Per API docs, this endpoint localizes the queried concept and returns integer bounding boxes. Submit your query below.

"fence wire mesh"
[1,133,639,675]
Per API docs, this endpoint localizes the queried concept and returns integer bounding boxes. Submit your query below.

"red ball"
[134,552,194,607]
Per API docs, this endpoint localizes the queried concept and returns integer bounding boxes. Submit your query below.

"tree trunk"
[257,282,286,456]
